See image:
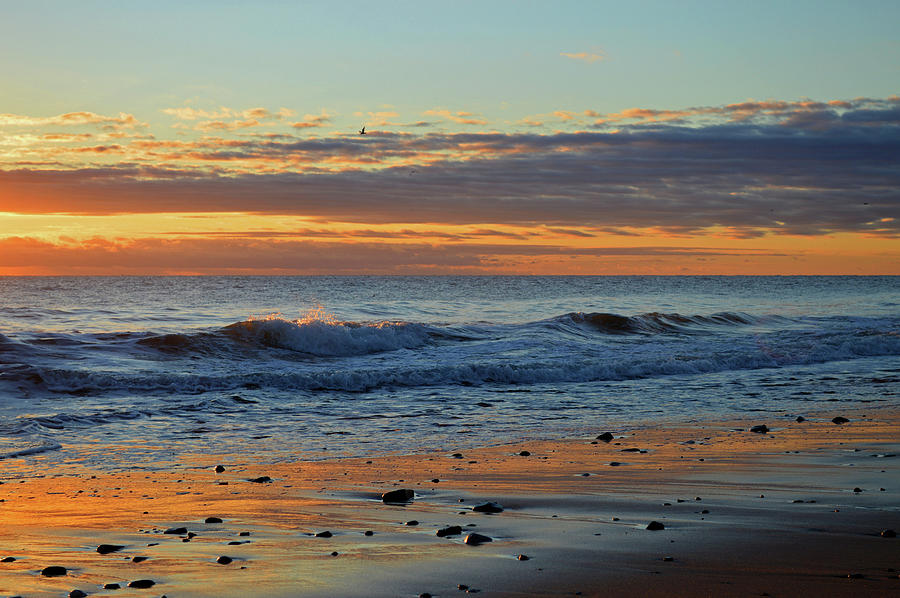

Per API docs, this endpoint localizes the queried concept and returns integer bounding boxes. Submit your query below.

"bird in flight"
[359,125,366,135]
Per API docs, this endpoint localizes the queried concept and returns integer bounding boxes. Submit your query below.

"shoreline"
[2,407,899,597]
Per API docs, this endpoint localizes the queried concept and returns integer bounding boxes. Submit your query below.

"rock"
[248,476,272,483]
[596,432,614,442]
[646,521,665,531]
[214,465,225,473]
[517,554,530,561]
[847,573,864,579]
[205,517,223,523]
[662,556,674,562]
[472,502,503,513]
[451,453,463,459]
[104,583,121,589]
[128,579,156,588]
[621,448,641,452]
[187,532,197,538]
[406,520,419,526]
[881,529,896,538]
[1,556,15,562]
[69,591,87,598]
[216,556,233,565]
[228,541,243,545]
[239,531,250,536]
[436,525,463,537]
[476,402,492,407]
[518,450,531,456]
[609,461,621,466]
[330,551,339,556]
[458,585,469,591]
[420,593,432,598]
[464,533,493,546]
[97,544,124,555]
[431,478,440,483]
[832,416,850,425]
[163,527,187,535]
[853,487,862,493]
[41,566,67,576]
[364,530,374,536]
[315,531,333,538]
[132,556,148,563]
[749,424,769,434]
[381,488,415,503]
[796,416,806,422]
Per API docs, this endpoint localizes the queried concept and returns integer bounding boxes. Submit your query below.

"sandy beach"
[2,407,898,598]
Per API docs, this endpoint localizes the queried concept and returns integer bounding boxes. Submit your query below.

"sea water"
[0,276,897,469]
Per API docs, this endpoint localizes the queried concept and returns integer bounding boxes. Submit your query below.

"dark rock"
[796,416,806,422]
[464,533,493,546]
[436,525,463,537]
[662,556,674,562]
[431,478,440,483]
[750,424,769,434]
[205,517,223,523]
[364,530,374,536]
[41,566,67,576]
[163,527,187,535]
[476,402,492,407]
[472,501,503,513]
[608,461,621,466]
[187,532,197,538]
[451,453,463,459]
[832,416,850,425]
[381,488,415,503]
[104,583,121,589]
[1,556,15,562]
[420,594,432,598]
[881,529,896,538]
[228,541,243,545]
[646,521,665,531]
[518,450,531,456]
[621,448,641,452]
[847,573,864,579]
[216,556,233,565]
[853,487,862,493]
[517,554,530,561]
[127,579,155,588]
[458,585,469,591]
[214,465,225,473]
[330,551,339,556]
[315,531,333,538]
[596,432,614,442]
[701,509,709,514]
[406,520,419,526]
[97,544,124,555]
[248,476,272,483]
[132,556,148,563]
[69,590,87,598]
[239,531,250,536]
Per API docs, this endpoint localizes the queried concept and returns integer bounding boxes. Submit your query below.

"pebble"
[315,531,333,538]
[364,530,374,536]
[216,556,233,565]
[436,525,463,537]
[750,425,769,434]
[646,521,665,531]
[464,533,493,546]
[832,416,850,425]
[239,531,250,536]
[69,591,87,598]
[609,462,621,467]
[41,566,67,577]
[853,487,862,493]
[458,585,469,591]
[406,520,419,526]
[796,416,806,422]
[881,529,896,538]
[596,432,614,442]
[420,593,432,598]
[128,579,156,588]
[518,450,531,456]
[517,554,530,561]
[248,476,272,483]
[132,556,148,563]
[97,544,124,554]
[104,583,121,590]
[472,502,504,513]
[382,488,415,503]
[205,517,223,523]
[1,557,15,562]
[214,465,225,473]
[662,556,674,562]
[331,551,339,557]
[164,527,187,535]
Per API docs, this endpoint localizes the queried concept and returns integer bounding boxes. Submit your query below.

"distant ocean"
[1,276,898,470]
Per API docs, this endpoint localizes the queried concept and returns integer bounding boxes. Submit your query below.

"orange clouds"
[424,109,488,125]
[560,51,604,63]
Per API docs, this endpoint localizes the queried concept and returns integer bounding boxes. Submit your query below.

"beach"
[3,406,898,597]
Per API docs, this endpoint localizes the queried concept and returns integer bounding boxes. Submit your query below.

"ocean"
[1,276,897,470]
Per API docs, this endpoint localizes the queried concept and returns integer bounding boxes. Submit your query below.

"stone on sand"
[216,556,233,565]
[128,579,156,588]
[596,432,614,442]
[472,501,504,513]
[97,544,124,554]
[832,416,850,424]
[464,532,493,546]
[41,566,67,576]
[205,517,223,523]
[69,590,87,598]
[436,525,463,537]
[248,476,272,483]
[381,488,415,503]
[164,527,187,535]
[646,521,665,531]
[749,424,769,434]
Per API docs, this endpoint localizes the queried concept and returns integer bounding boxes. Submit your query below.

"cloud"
[560,51,604,63]
[424,109,488,125]
[2,96,898,239]
[0,111,146,130]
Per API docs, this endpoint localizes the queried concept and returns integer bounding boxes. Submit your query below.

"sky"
[1,0,898,275]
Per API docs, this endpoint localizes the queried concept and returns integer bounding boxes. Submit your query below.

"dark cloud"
[2,97,898,236]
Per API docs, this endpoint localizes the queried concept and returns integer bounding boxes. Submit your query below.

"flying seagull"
[359,125,366,135]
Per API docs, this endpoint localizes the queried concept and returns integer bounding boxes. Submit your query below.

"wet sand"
[2,408,899,597]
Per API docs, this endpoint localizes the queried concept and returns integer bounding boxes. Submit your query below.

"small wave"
[224,310,433,357]
[557,311,762,334]
[0,439,62,459]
